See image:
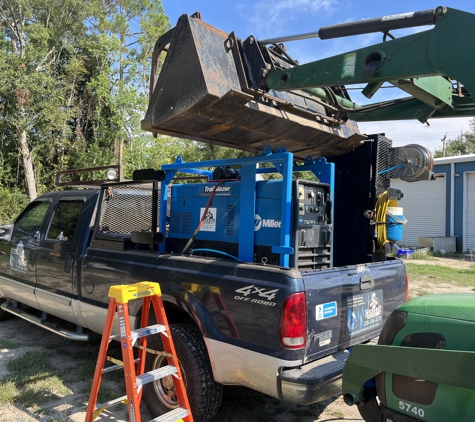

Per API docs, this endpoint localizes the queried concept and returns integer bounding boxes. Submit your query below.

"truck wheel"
[356,386,380,422]
[142,323,223,422]
[0,299,11,321]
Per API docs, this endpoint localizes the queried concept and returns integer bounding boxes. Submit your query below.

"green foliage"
[0,188,28,224]
[434,118,475,157]
[0,0,173,199]
[0,0,108,198]
[0,0,291,201]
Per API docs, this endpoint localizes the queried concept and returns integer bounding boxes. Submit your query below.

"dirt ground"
[0,257,472,422]
[409,256,473,270]
[408,257,475,296]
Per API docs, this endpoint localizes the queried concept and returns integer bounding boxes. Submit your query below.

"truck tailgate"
[302,260,406,363]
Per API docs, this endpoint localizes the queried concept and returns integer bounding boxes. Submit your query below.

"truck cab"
[0,191,98,331]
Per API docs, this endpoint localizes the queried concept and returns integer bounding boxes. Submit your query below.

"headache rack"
[87,150,335,270]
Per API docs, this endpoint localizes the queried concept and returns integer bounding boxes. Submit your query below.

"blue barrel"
[387,207,406,241]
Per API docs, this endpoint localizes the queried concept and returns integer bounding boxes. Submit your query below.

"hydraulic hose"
[375,191,398,251]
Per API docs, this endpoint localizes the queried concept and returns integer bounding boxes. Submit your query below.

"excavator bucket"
[142,13,365,160]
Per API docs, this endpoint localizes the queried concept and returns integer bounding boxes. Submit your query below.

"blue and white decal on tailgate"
[315,301,337,320]
[347,289,383,336]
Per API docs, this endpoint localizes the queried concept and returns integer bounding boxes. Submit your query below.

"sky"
[161,0,475,154]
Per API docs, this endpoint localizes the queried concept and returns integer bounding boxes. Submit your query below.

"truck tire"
[0,299,11,321]
[356,386,380,422]
[142,323,223,422]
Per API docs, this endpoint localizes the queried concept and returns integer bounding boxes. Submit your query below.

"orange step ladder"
[85,281,193,422]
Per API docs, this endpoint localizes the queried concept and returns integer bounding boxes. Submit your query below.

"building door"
[465,173,475,253]
[391,175,446,247]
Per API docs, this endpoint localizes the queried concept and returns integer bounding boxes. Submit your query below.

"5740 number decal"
[399,401,425,418]
[234,285,279,306]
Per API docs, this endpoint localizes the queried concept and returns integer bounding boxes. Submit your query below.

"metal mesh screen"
[375,135,393,190]
[372,135,394,262]
[95,183,158,235]
[372,251,387,262]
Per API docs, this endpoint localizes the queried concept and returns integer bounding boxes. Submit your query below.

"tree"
[0,0,103,201]
[0,0,172,200]
[85,0,170,178]
[0,0,252,205]
[434,118,475,158]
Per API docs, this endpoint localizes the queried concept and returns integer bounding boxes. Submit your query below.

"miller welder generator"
[166,171,332,271]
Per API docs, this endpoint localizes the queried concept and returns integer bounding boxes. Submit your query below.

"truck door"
[35,197,86,315]
[0,199,51,308]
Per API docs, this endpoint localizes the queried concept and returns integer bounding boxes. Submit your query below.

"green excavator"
[142,6,475,421]
[142,5,474,162]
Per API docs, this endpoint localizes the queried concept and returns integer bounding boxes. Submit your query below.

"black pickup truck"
[0,145,408,422]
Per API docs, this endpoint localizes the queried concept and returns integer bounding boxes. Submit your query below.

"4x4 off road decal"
[234,285,279,306]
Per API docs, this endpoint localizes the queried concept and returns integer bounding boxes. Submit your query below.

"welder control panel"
[297,183,330,226]
[294,181,332,250]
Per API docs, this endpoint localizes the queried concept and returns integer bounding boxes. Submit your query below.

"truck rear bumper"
[280,349,349,405]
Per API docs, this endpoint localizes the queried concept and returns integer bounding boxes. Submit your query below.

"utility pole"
[441,133,447,157]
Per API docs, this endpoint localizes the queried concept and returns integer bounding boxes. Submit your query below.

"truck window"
[12,201,50,240]
[47,200,85,242]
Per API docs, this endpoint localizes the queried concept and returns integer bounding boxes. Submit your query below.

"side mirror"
[0,224,13,241]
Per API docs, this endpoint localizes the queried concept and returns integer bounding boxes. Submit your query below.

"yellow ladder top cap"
[108,281,161,304]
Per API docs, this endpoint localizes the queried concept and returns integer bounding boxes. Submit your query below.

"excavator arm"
[263,6,475,124]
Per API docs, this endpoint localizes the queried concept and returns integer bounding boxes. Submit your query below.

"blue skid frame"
[160,147,334,268]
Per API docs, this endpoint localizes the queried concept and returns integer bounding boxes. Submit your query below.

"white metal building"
[390,154,475,252]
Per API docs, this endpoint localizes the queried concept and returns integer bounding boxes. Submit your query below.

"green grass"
[0,378,19,405]
[0,349,73,409]
[74,360,97,382]
[96,384,124,405]
[405,263,475,288]
[70,347,100,361]
[6,349,54,379]
[0,338,23,349]
[409,249,436,260]
[56,348,72,356]
[0,341,128,421]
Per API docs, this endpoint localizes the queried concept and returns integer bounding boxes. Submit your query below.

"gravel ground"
[0,257,471,422]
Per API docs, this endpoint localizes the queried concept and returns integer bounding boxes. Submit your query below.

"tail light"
[405,272,409,302]
[279,292,307,349]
